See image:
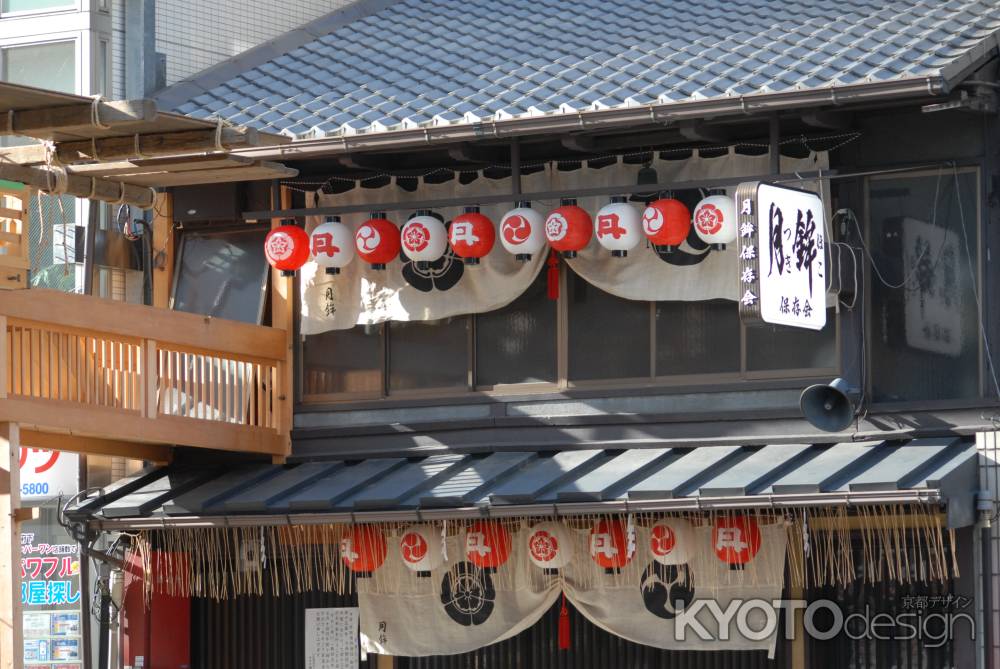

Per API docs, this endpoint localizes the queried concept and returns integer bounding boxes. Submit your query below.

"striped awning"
[69,437,980,529]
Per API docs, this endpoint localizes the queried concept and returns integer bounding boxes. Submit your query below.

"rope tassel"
[558,592,570,650]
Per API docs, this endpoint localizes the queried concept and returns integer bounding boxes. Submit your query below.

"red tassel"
[546,250,560,301]
[558,593,570,650]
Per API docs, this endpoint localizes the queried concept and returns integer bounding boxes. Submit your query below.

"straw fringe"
[124,504,956,603]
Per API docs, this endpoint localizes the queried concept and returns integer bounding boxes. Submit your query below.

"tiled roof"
[161,0,1000,139]
[70,438,979,528]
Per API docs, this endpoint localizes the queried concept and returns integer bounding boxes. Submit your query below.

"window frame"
[862,165,985,409]
[0,0,79,18]
[302,260,842,404]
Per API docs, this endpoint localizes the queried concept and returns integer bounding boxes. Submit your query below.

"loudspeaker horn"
[799,377,857,433]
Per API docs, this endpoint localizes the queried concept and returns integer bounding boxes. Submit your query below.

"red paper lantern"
[711,515,762,567]
[642,198,691,252]
[545,199,592,258]
[589,518,631,570]
[465,520,511,570]
[340,525,387,574]
[265,221,310,276]
[354,212,401,269]
[449,206,495,265]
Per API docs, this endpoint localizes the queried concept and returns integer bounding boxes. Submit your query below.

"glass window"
[96,39,109,97]
[476,272,556,386]
[567,271,650,381]
[656,300,740,376]
[746,308,837,371]
[1,0,73,12]
[1,41,75,93]
[388,318,469,392]
[303,326,382,396]
[868,170,980,402]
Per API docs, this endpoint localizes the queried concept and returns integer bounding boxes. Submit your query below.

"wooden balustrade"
[0,289,289,456]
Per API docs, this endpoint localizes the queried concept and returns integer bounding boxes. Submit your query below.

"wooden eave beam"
[801,110,852,130]
[0,99,157,137]
[67,153,256,178]
[560,134,598,153]
[678,121,732,143]
[0,162,154,208]
[20,429,172,464]
[119,162,298,187]
[54,126,262,163]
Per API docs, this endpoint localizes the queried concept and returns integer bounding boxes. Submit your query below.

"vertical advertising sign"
[737,182,827,331]
[19,448,82,669]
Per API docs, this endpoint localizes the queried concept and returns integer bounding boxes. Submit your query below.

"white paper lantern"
[399,524,444,573]
[693,194,737,249]
[594,196,642,257]
[648,519,694,565]
[499,201,546,260]
[401,212,448,265]
[526,521,574,570]
[310,216,355,275]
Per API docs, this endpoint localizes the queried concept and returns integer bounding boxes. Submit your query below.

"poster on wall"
[305,607,359,669]
[737,181,827,331]
[900,216,962,356]
[21,494,82,668]
[19,448,78,503]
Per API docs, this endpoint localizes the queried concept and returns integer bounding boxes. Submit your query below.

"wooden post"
[0,316,7,400]
[142,339,158,419]
[270,185,294,463]
[0,422,21,669]
[151,192,174,309]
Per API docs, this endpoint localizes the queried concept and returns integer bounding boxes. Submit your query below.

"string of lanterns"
[338,515,763,577]
[263,193,738,275]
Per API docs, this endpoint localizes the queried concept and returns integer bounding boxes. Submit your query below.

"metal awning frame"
[88,488,944,531]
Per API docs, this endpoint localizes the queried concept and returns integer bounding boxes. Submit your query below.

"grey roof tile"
[161,0,1000,139]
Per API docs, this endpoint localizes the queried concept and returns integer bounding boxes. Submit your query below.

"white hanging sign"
[737,182,827,330]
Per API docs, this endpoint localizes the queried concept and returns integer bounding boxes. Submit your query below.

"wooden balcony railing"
[0,289,289,458]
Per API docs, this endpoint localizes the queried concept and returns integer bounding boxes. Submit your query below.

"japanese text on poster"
[305,607,359,669]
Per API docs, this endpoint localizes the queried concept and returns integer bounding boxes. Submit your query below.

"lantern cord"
[835,164,950,291]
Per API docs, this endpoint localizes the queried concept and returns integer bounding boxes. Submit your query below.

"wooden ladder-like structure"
[0,185,29,291]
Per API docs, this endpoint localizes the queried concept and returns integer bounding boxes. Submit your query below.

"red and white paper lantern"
[265,221,310,276]
[545,199,592,258]
[648,519,694,565]
[449,206,495,265]
[355,212,400,270]
[711,515,762,567]
[642,198,691,252]
[465,520,511,570]
[399,524,444,573]
[310,215,355,275]
[499,201,546,261]
[589,518,631,570]
[526,521,574,570]
[594,196,641,257]
[341,525,387,574]
[693,194,737,249]
[401,211,448,267]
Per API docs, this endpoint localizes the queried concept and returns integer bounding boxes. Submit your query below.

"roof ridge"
[153,0,401,112]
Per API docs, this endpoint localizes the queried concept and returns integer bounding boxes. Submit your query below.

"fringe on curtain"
[124,504,956,604]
